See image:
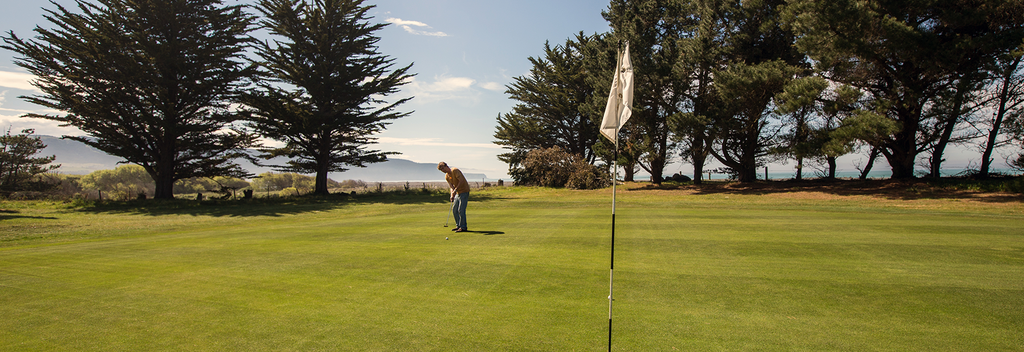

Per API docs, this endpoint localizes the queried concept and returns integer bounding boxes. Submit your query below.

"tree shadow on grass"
[72,192,511,218]
[0,209,59,221]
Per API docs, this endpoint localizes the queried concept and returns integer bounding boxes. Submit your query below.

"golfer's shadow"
[465,230,504,236]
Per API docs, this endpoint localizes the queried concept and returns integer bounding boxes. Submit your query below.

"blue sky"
[0,0,612,180]
[0,0,1014,180]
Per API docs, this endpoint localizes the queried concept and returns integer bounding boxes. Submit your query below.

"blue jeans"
[453,192,469,230]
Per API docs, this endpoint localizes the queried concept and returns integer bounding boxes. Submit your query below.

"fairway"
[2,186,1023,351]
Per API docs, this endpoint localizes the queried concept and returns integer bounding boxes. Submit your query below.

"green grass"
[1,186,1023,351]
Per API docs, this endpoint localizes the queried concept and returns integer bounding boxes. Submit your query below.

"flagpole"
[608,145,617,352]
[602,40,630,352]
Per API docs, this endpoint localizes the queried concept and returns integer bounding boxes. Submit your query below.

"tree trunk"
[930,77,971,179]
[153,156,176,199]
[930,121,956,178]
[313,139,331,195]
[795,157,804,180]
[885,108,922,179]
[648,154,665,185]
[739,130,759,183]
[738,165,758,182]
[692,152,706,185]
[859,146,881,180]
[981,56,1019,178]
[314,169,330,195]
[154,174,175,199]
[688,127,712,185]
[639,125,670,185]
[827,156,837,179]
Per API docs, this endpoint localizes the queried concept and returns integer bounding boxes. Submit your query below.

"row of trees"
[45,165,351,200]
[1,0,411,199]
[495,0,1024,184]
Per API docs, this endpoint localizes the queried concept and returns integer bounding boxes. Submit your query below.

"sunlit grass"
[1,185,1022,351]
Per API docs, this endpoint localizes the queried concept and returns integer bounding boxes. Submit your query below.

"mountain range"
[37,136,489,182]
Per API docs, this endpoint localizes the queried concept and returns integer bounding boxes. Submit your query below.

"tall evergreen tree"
[2,0,258,199]
[242,0,413,195]
[669,0,732,184]
[495,33,600,175]
[713,60,801,182]
[706,0,806,182]
[786,0,1024,179]
[583,33,643,181]
[980,45,1024,177]
[603,0,690,184]
[925,69,987,178]
[774,76,828,180]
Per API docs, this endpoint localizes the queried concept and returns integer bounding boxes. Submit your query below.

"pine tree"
[2,0,258,199]
[495,33,600,176]
[786,0,1024,178]
[0,128,59,191]
[242,0,413,195]
[603,0,689,184]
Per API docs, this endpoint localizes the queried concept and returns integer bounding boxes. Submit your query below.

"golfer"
[438,161,470,232]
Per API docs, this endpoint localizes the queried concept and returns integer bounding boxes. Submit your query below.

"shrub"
[1006,176,1024,194]
[566,162,610,190]
[79,165,155,201]
[512,146,609,189]
[338,179,367,189]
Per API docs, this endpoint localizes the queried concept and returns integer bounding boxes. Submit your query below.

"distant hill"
[40,136,125,175]
[38,135,485,182]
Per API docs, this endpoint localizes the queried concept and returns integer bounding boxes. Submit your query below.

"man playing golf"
[438,162,470,232]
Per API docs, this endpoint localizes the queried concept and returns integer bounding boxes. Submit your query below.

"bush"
[1006,176,1024,194]
[665,173,691,182]
[566,162,610,190]
[512,146,609,189]
[79,165,155,201]
[338,179,367,189]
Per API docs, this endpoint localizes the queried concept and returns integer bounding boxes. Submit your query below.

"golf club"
[444,200,453,227]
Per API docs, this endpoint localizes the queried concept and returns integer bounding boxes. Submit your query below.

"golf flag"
[603,41,632,352]
[600,42,634,145]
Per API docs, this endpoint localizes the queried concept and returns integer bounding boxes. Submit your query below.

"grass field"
[1,183,1023,351]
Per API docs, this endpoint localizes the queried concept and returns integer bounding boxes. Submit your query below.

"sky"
[0,0,613,181]
[0,0,1016,181]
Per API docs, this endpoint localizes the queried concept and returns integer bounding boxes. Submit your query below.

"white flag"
[600,42,634,145]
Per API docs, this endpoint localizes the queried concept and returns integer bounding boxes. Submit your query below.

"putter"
[444,201,453,227]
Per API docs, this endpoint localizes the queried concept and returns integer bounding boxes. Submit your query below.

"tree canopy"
[2,0,258,198]
[495,33,601,173]
[242,0,414,195]
[498,0,1024,182]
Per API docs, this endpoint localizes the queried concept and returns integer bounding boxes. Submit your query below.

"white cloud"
[422,76,475,92]
[480,82,504,92]
[0,115,82,136]
[0,71,38,91]
[398,75,508,104]
[402,75,480,104]
[385,17,448,37]
[385,18,428,27]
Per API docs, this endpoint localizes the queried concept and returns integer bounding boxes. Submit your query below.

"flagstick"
[608,146,617,352]
[603,41,629,352]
